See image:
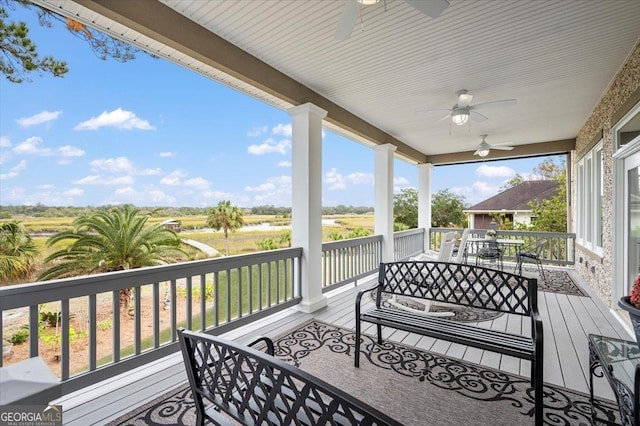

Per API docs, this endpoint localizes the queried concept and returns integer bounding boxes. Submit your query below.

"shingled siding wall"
[573,41,640,307]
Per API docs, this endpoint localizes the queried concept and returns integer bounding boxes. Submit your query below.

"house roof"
[465,180,560,212]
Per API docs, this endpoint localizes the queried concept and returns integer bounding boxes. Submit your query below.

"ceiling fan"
[474,135,514,158]
[429,90,518,127]
[335,0,450,41]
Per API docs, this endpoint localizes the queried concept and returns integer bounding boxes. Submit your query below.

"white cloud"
[73,175,134,186]
[0,160,27,180]
[451,180,501,206]
[160,170,187,186]
[74,108,155,131]
[247,126,268,137]
[90,157,160,176]
[347,172,374,185]
[476,164,515,178]
[278,160,292,168]
[247,137,290,155]
[272,123,292,137]
[325,168,346,190]
[183,177,210,189]
[57,145,85,157]
[0,136,11,148]
[13,137,49,155]
[17,110,62,127]
[91,157,135,173]
[63,188,84,196]
[159,151,175,157]
[108,187,176,205]
[12,136,84,158]
[245,182,276,192]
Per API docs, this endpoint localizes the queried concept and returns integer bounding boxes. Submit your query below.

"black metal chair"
[475,239,504,270]
[515,239,547,280]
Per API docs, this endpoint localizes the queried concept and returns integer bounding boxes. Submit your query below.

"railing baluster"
[186,276,193,330]
[170,279,177,342]
[258,263,263,311]
[89,294,97,370]
[153,283,159,348]
[248,266,253,315]
[29,305,38,358]
[200,273,206,331]
[61,299,70,380]
[134,286,141,355]
[112,291,120,363]
[214,271,220,327]
[237,268,242,319]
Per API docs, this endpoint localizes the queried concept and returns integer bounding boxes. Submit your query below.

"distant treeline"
[0,204,374,218]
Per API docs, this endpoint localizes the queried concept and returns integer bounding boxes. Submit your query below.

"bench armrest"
[355,285,379,318]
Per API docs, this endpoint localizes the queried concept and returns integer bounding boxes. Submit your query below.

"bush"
[10,327,29,344]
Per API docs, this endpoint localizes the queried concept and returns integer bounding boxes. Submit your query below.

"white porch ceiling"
[37,0,640,163]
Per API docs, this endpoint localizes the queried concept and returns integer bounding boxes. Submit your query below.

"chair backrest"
[535,239,547,256]
[453,228,470,263]
[438,232,456,262]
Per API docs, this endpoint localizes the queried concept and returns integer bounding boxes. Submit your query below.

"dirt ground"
[2,284,196,378]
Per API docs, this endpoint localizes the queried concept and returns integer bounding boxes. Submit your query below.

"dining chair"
[475,239,504,270]
[515,239,547,280]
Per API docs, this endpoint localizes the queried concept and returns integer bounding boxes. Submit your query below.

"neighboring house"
[464,180,559,230]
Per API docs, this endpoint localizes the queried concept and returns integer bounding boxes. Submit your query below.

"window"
[577,142,603,254]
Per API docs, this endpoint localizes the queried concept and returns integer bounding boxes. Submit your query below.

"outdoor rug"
[109,319,619,426]
[519,266,587,296]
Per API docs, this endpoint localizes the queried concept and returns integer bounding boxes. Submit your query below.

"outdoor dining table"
[465,237,525,269]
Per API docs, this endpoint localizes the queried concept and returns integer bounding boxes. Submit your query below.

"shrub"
[10,327,29,344]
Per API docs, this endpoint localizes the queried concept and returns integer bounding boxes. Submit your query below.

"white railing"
[428,228,576,266]
[1,229,428,397]
[393,228,426,261]
[321,235,383,292]
[0,248,302,395]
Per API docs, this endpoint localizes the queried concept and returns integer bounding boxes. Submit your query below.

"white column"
[374,144,397,262]
[418,163,433,252]
[289,103,328,313]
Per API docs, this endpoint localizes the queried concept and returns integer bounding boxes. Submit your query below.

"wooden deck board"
[54,268,626,424]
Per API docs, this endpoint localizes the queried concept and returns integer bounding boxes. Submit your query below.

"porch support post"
[374,144,397,262]
[418,163,433,252]
[289,102,328,313]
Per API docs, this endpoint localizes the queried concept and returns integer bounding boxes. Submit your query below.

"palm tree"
[0,221,38,283]
[206,200,245,256]
[38,205,187,307]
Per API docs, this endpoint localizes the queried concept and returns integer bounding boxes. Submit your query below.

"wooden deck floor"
[54,267,633,425]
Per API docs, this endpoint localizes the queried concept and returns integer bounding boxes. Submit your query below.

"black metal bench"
[354,261,544,426]
[178,328,403,426]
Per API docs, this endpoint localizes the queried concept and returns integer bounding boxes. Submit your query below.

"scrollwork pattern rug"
[109,319,618,425]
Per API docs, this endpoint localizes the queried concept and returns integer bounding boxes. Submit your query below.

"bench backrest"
[178,328,402,426]
[377,261,537,316]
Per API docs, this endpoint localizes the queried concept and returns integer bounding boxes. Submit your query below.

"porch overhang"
[32,0,640,164]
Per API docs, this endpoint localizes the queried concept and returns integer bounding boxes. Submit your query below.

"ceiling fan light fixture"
[477,147,490,157]
[451,109,469,125]
[357,0,380,5]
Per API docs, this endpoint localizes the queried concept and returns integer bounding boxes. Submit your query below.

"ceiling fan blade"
[405,0,450,18]
[436,113,451,123]
[491,145,514,151]
[456,92,473,108]
[335,0,361,41]
[471,99,518,110]
[471,111,488,122]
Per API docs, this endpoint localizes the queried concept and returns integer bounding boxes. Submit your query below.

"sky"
[0,5,560,209]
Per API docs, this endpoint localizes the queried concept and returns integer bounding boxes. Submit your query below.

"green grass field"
[1,214,374,285]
